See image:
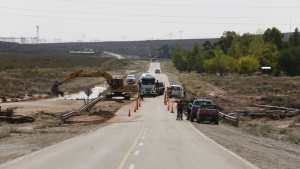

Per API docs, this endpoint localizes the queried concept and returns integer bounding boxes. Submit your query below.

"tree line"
[172,27,300,76]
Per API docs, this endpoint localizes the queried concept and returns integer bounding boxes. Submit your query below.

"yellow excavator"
[51,70,138,100]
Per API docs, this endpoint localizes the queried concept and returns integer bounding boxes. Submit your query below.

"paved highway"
[0,62,260,169]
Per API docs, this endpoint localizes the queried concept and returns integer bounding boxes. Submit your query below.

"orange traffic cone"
[170,102,174,113]
[128,108,131,117]
[136,100,139,110]
[133,102,137,112]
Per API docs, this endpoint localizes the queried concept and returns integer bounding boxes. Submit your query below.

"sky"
[0,0,299,42]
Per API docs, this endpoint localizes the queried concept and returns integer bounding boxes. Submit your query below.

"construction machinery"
[51,70,138,100]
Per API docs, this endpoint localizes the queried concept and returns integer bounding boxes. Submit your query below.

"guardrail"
[218,112,239,127]
[61,111,79,122]
[253,104,299,111]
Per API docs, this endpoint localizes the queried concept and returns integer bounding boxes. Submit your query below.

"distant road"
[0,62,260,169]
[103,51,125,59]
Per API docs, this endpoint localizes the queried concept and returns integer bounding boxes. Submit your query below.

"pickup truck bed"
[197,108,219,124]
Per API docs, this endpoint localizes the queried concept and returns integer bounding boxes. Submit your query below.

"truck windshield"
[194,100,213,106]
[201,104,217,109]
[141,78,155,85]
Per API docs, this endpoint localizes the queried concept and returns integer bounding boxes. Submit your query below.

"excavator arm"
[76,71,113,86]
[51,70,114,96]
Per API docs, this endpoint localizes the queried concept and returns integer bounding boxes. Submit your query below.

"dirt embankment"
[161,60,300,169]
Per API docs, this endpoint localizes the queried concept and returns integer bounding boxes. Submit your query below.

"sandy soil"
[1,98,84,116]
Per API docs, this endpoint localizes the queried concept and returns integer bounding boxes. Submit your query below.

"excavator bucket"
[51,70,84,96]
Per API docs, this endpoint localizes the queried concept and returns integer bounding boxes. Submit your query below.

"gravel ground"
[193,122,300,169]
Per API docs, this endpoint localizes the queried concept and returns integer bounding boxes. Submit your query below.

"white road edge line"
[128,164,135,169]
[187,122,261,169]
[117,126,144,169]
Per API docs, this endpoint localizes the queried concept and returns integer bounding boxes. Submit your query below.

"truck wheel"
[190,114,194,122]
[214,120,219,125]
[214,117,219,125]
[196,115,202,123]
[197,116,202,123]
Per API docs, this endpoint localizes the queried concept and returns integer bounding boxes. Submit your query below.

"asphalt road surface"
[0,62,260,169]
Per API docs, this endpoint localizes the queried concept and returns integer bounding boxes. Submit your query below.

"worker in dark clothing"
[186,100,192,120]
[51,81,64,97]
[155,80,159,94]
[138,81,144,100]
[177,100,183,120]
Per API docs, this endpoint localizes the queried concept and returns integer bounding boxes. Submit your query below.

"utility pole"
[36,25,40,44]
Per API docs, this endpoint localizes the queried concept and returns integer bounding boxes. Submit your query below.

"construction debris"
[0,106,35,123]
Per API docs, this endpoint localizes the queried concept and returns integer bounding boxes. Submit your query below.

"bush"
[238,56,260,74]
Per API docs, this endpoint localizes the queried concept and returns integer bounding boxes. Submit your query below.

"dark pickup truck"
[196,104,219,124]
[187,99,214,121]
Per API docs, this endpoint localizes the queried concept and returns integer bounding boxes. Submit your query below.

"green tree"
[228,38,243,58]
[263,27,283,49]
[279,46,300,76]
[238,56,260,74]
[289,28,300,47]
[248,36,279,71]
[228,34,256,58]
[203,49,237,75]
[172,45,187,71]
[216,31,239,54]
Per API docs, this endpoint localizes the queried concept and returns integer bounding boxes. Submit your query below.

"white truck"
[139,73,157,96]
[167,84,185,98]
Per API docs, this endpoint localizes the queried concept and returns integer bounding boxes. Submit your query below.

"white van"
[167,85,184,98]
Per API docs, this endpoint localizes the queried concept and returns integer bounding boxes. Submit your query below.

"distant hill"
[0,38,218,58]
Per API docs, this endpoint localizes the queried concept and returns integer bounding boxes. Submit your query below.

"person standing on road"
[155,80,159,93]
[177,100,183,120]
[138,80,144,101]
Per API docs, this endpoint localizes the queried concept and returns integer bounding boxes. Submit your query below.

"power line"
[0,6,297,26]
[0,6,259,20]
[54,1,300,9]
[0,10,292,26]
